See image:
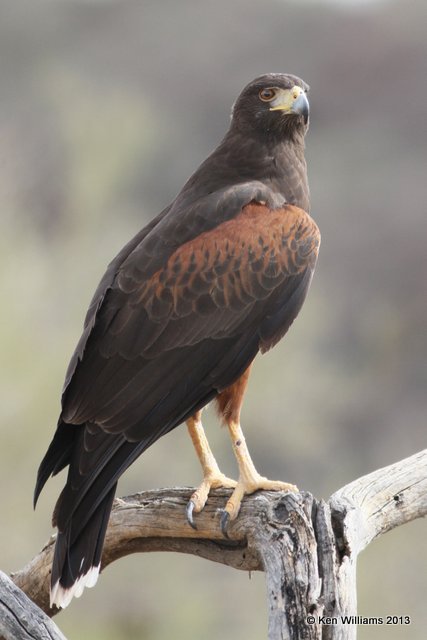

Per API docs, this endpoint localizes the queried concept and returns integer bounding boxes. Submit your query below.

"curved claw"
[220,510,230,538]
[186,500,198,530]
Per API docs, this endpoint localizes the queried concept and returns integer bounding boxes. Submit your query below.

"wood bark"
[3,449,427,640]
[0,571,66,640]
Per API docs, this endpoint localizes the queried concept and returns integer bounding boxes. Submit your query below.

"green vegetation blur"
[0,1,425,638]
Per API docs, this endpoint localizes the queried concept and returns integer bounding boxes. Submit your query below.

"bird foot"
[220,475,298,536]
[186,472,237,529]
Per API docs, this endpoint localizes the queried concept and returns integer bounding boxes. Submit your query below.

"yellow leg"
[223,420,298,524]
[186,412,236,528]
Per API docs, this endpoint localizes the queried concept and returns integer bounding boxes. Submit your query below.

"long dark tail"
[34,421,118,608]
[34,393,216,608]
[50,483,116,608]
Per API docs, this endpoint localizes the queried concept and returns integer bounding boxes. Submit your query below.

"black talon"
[186,500,198,530]
[220,510,230,538]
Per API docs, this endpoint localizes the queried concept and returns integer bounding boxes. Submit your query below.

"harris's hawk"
[34,73,320,608]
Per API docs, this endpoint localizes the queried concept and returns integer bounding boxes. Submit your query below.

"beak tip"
[292,92,310,124]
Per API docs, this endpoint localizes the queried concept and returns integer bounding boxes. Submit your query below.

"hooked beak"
[269,86,309,124]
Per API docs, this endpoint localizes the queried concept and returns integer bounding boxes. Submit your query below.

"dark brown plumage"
[34,73,320,607]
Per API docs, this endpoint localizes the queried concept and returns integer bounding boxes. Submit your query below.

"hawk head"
[231,73,310,139]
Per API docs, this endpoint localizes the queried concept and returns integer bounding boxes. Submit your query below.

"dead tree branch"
[0,570,66,640]
[5,449,427,640]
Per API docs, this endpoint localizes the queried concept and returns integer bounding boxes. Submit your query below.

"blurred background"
[0,0,426,638]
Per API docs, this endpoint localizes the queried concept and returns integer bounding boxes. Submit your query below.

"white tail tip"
[50,565,100,609]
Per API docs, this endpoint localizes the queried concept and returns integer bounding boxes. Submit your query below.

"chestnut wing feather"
[97,203,320,358]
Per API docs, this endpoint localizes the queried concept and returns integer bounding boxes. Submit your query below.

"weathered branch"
[7,449,427,639]
[0,570,66,640]
[12,487,265,618]
[314,448,427,640]
[330,448,427,553]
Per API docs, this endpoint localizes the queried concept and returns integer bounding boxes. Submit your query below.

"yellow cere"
[269,86,304,112]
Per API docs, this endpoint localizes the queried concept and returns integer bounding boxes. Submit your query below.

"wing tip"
[50,564,100,609]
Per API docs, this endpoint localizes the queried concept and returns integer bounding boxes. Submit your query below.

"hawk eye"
[259,87,277,102]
